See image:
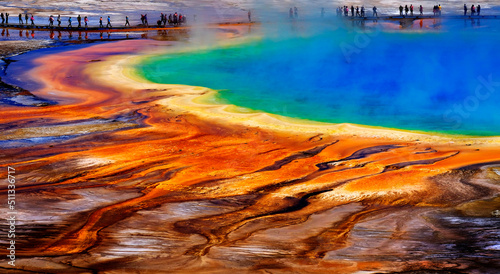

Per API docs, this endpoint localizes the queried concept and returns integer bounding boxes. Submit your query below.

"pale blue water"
[138,19,500,136]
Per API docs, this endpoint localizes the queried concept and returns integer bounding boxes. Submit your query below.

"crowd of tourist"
[464,4,482,16]
[0,12,187,28]
[0,4,490,28]
[335,3,485,18]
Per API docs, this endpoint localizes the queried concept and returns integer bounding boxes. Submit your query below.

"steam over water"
[139,19,500,136]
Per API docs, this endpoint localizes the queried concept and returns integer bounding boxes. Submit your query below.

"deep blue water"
[138,19,500,136]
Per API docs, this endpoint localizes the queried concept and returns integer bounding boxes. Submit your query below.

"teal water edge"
[137,19,500,136]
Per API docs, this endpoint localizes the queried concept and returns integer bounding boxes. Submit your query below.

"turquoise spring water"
[138,20,500,136]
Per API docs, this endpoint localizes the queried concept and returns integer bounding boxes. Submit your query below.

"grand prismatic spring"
[1,1,500,273]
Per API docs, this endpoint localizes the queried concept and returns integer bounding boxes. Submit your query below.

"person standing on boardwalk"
[471,5,475,16]
[144,14,148,26]
[361,6,365,17]
[68,17,72,27]
[25,13,28,24]
[419,5,423,15]
[5,13,9,24]
[477,5,481,16]
[399,6,403,16]
[1,13,4,25]
[125,16,130,26]
[99,16,104,27]
[77,15,81,28]
[405,5,409,16]
[19,14,23,24]
[30,14,34,26]
[57,15,61,27]
[49,15,54,27]
[373,6,378,17]
[438,4,442,16]
[410,4,414,16]
[248,10,251,22]
[356,6,360,17]
[84,16,88,28]
[106,16,112,28]
[351,6,354,17]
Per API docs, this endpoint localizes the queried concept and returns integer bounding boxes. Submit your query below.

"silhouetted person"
[144,14,148,26]
[68,17,72,27]
[399,6,403,16]
[351,6,354,17]
[125,16,130,26]
[420,5,423,15]
[5,13,9,24]
[410,4,414,16]
[356,6,360,17]
[25,13,28,24]
[405,5,409,16]
[57,15,61,27]
[106,16,112,28]
[77,15,81,27]
[19,14,23,24]
[464,4,468,16]
[248,10,251,22]
[49,15,54,27]
[30,14,34,26]
[1,13,4,24]
[84,16,88,28]
[361,6,365,17]
[99,16,103,27]
[477,5,481,16]
[471,5,475,16]
[373,6,378,17]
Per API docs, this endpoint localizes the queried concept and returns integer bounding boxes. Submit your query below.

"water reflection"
[0,27,187,41]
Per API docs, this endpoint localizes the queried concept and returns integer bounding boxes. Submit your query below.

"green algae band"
[138,20,500,136]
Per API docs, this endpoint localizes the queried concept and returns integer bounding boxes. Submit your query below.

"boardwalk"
[0,14,498,33]
[0,23,187,32]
